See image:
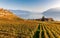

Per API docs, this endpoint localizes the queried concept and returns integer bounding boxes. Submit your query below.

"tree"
[41,16,45,21]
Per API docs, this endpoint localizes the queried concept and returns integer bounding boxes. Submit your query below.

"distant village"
[29,16,54,21]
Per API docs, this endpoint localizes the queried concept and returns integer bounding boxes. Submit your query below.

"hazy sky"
[0,0,60,12]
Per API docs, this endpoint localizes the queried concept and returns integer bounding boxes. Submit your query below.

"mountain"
[10,10,43,19]
[43,8,60,21]
[0,8,23,21]
[10,8,60,21]
[10,10,31,19]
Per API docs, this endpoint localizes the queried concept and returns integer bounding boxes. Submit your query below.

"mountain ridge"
[43,8,60,20]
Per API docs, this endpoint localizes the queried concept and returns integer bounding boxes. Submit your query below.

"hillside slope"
[0,8,39,38]
[0,8,24,21]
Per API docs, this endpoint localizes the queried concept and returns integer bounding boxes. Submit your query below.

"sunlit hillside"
[0,8,39,38]
[0,8,23,21]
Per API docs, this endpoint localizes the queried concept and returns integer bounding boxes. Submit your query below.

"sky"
[0,0,60,12]
[0,0,60,20]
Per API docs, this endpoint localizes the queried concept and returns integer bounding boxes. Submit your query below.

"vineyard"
[0,18,60,38]
[0,20,38,38]
[39,22,60,38]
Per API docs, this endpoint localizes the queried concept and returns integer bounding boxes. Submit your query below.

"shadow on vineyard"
[33,24,40,38]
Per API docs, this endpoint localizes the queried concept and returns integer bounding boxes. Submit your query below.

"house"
[41,18,54,21]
